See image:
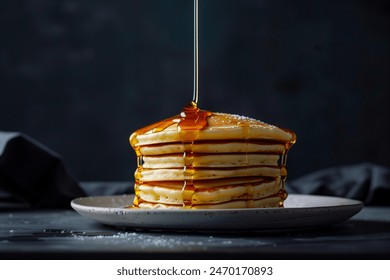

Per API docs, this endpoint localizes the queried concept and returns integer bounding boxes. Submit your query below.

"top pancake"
[131,112,295,147]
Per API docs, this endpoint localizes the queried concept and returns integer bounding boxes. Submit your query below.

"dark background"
[1,0,390,182]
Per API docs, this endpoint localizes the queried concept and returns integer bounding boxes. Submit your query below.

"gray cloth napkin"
[287,162,390,205]
[0,131,85,208]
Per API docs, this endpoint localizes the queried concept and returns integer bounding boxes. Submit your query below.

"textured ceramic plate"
[71,194,363,231]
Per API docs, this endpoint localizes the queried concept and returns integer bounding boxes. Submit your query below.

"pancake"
[129,104,296,209]
[138,141,285,155]
[137,166,286,181]
[142,154,279,168]
[135,178,282,205]
[130,112,293,146]
[137,196,282,209]
[142,177,277,189]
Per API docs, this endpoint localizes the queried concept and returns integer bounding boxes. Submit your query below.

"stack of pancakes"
[130,110,296,209]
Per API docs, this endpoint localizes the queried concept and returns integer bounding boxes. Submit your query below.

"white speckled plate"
[71,194,363,231]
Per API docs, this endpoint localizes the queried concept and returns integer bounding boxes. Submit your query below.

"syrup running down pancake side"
[129,101,296,209]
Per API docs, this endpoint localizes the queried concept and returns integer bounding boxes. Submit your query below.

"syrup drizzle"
[131,101,212,207]
[193,0,199,105]
[178,102,212,207]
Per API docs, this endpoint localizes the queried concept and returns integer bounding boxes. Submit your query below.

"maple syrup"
[131,101,212,207]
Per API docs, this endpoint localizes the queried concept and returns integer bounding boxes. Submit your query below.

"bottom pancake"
[136,196,282,209]
[133,178,285,209]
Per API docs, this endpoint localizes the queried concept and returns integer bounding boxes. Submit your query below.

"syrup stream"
[193,0,199,105]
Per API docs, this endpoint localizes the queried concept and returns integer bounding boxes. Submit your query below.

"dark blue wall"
[1,0,390,181]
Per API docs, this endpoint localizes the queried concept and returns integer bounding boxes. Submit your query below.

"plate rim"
[70,194,364,231]
[71,193,364,213]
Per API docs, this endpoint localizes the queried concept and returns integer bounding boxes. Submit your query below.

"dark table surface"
[1,205,390,259]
